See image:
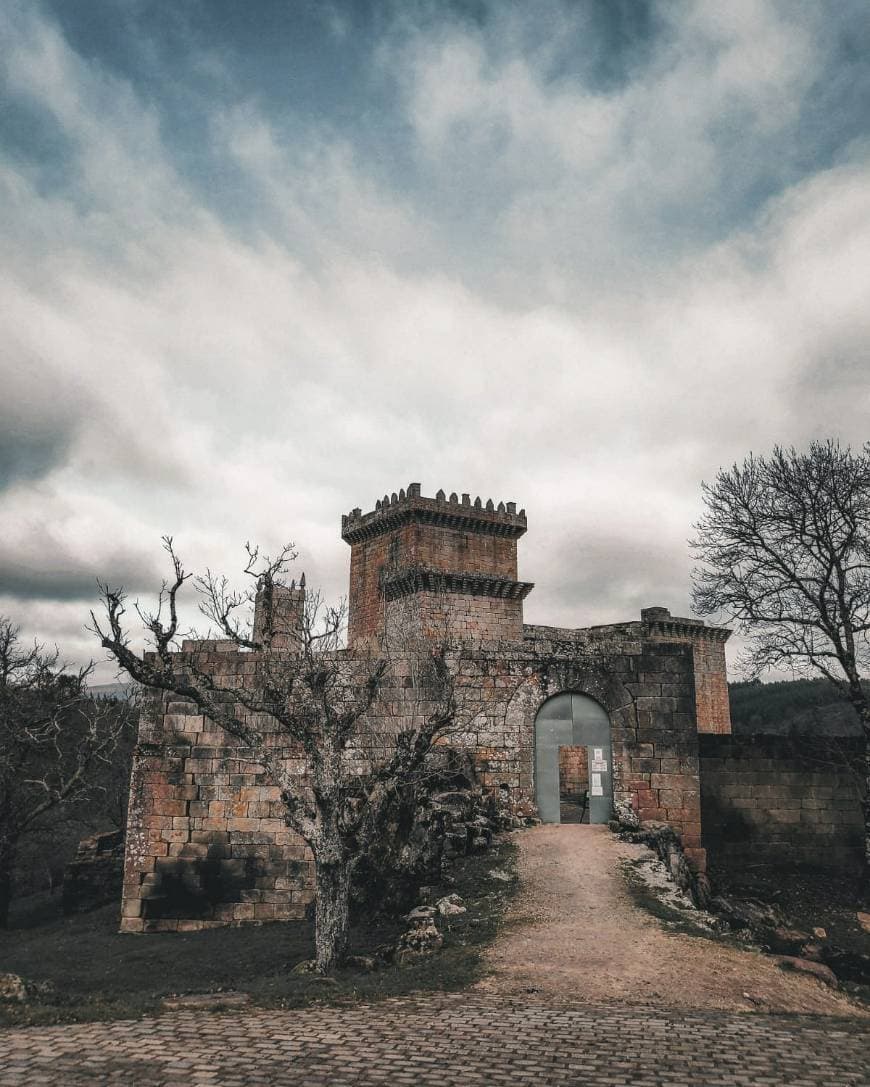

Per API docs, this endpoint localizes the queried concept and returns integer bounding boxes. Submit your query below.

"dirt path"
[477,825,866,1016]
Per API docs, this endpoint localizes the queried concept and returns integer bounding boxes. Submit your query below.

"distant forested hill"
[728,678,865,736]
[87,681,136,700]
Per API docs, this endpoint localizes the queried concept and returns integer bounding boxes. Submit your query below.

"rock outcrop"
[352,749,526,918]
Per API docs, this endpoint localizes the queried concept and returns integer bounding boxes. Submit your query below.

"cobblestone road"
[2,995,869,1086]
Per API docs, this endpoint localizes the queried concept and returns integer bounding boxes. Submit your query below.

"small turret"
[641,605,732,734]
[252,580,305,650]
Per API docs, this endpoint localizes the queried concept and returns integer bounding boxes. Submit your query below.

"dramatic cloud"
[1,0,869,679]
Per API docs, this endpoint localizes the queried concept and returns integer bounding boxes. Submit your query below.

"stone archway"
[534,693,613,824]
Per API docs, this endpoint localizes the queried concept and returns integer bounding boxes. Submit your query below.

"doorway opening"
[534,692,613,824]
[558,745,589,823]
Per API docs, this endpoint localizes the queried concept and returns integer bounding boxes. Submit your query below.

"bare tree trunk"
[858,715,870,890]
[313,852,352,973]
[863,745,870,888]
[0,839,14,930]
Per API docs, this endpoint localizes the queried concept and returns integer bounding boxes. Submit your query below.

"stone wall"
[689,635,732,734]
[121,620,713,928]
[698,734,864,874]
[121,645,313,933]
[345,521,414,644]
[518,625,707,866]
[62,830,125,915]
[387,588,526,644]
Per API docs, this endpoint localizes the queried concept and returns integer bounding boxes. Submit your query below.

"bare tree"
[90,539,496,973]
[691,440,870,871]
[0,618,130,927]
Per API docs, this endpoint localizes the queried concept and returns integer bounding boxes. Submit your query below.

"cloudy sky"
[2,0,870,680]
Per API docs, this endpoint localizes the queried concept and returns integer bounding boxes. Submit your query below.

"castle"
[120,483,733,932]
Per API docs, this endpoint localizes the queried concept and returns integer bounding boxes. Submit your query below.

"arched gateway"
[534,693,613,824]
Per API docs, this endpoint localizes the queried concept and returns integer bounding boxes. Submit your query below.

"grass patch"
[0,839,518,1027]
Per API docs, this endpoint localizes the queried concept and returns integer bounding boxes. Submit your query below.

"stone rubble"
[436,893,467,918]
[0,973,55,1004]
[610,801,710,908]
[777,956,839,988]
[405,905,437,922]
[612,803,870,993]
[394,917,444,965]
[0,974,29,1004]
[487,868,514,883]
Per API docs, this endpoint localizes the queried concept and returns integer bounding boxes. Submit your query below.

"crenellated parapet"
[640,606,731,642]
[341,483,527,544]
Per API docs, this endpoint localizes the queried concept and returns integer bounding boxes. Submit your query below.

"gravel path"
[477,824,867,1016]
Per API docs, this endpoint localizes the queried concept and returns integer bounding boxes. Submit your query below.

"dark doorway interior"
[558,745,589,824]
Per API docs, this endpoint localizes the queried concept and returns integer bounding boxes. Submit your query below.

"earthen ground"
[477,824,868,1016]
[3,827,870,1085]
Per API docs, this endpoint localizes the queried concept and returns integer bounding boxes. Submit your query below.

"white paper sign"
[590,785,603,796]
[591,772,602,788]
[593,747,603,760]
[591,759,607,773]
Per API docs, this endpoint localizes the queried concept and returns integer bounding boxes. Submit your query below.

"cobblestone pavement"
[2,995,869,1086]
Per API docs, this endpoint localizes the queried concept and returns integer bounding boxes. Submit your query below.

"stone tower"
[641,606,732,733]
[341,483,534,647]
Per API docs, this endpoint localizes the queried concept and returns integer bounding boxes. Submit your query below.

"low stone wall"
[698,735,864,874]
[63,830,125,915]
[121,675,313,933]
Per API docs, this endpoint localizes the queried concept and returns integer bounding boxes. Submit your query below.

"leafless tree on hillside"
[692,440,870,874]
[0,619,129,927]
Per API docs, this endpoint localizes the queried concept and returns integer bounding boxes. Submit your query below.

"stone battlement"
[640,608,732,733]
[342,483,527,543]
[641,606,730,642]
